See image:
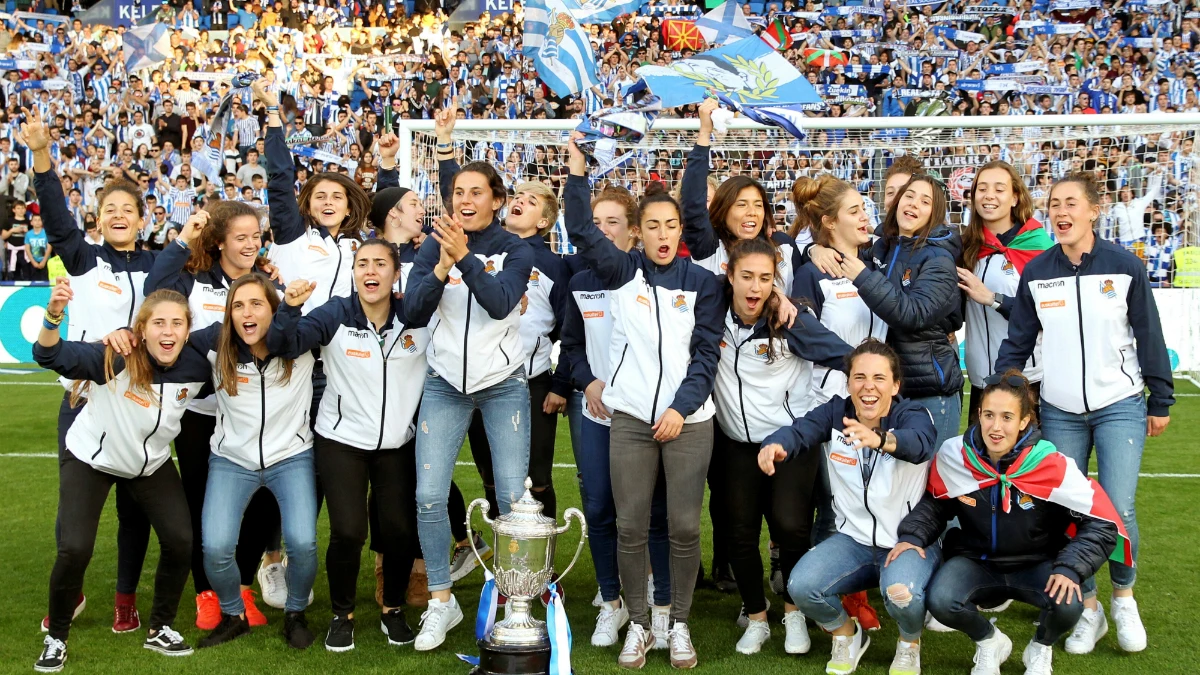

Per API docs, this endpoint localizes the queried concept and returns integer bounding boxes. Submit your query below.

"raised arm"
[563,136,638,288]
[254,80,306,246]
[23,108,92,273]
[265,282,342,358]
[680,99,721,261]
[33,279,109,382]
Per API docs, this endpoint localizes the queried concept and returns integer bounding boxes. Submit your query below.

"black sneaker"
[197,614,250,649]
[769,544,785,596]
[713,563,738,594]
[284,611,315,650]
[325,615,355,652]
[381,608,415,646]
[143,625,194,656]
[34,636,66,673]
[695,561,712,590]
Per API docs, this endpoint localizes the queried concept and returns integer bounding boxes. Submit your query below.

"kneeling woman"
[173,273,319,650]
[33,283,207,672]
[715,238,851,656]
[898,372,1123,675]
[268,240,429,653]
[759,340,939,675]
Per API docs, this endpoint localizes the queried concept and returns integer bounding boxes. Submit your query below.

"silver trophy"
[466,478,587,674]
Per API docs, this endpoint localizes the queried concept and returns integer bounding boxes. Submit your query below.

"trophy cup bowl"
[465,478,587,675]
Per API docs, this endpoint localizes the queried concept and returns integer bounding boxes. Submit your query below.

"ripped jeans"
[1039,394,1145,595]
[415,368,531,592]
[788,533,942,642]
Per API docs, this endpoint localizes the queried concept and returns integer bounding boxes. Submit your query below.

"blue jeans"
[1039,393,1145,594]
[202,450,318,614]
[579,418,672,606]
[911,393,962,451]
[415,368,531,592]
[788,533,942,641]
[567,391,586,503]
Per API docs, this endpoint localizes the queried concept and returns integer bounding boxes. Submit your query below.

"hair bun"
[791,177,821,205]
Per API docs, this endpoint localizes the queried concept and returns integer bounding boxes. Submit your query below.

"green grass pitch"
[1,368,1197,674]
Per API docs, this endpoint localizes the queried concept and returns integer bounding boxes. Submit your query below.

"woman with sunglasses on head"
[33,283,208,672]
[268,239,430,653]
[24,106,156,635]
[402,102,535,653]
[566,133,724,670]
[144,203,284,629]
[559,185,675,651]
[832,174,965,451]
[715,237,851,657]
[896,371,1124,675]
[995,173,1174,657]
[955,161,1052,425]
[759,339,939,675]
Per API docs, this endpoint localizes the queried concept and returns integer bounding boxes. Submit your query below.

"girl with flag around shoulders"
[955,161,1053,425]
[995,173,1174,657]
[895,371,1125,675]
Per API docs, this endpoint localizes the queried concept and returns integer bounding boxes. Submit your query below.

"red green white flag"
[761,18,795,51]
[928,436,1134,567]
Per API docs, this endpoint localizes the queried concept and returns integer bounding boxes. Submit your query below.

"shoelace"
[893,644,919,668]
[419,602,451,629]
[1027,645,1053,671]
[1070,611,1101,640]
[115,603,137,621]
[1112,604,1140,630]
[831,635,853,664]
[595,605,620,632]
[974,641,1001,668]
[783,613,805,630]
[669,624,693,655]
[620,625,646,656]
[42,637,65,660]
[264,564,285,589]
[156,626,184,645]
[451,546,471,566]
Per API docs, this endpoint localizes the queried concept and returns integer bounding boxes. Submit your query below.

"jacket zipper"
[328,236,343,302]
[333,395,343,429]
[527,335,539,374]
[376,332,400,451]
[139,382,164,478]
[124,252,136,327]
[498,328,511,366]
[783,391,796,420]
[1118,348,1136,387]
[987,483,999,558]
[610,344,629,387]
[733,329,751,441]
[649,280,665,422]
[1073,269,1091,412]
[91,432,106,460]
[257,364,267,470]
[462,295,472,393]
[981,256,995,375]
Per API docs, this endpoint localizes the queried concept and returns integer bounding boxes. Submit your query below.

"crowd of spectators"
[1,0,1197,286]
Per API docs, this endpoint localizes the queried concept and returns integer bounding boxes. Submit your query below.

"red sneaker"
[113,592,140,633]
[41,594,86,632]
[842,591,880,632]
[242,589,268,627]
[196,590,222,631]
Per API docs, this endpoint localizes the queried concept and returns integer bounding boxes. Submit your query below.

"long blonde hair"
[70,290,193,407]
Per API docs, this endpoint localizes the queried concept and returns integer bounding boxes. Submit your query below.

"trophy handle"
[464,498,495,577]
[553,507,588,584]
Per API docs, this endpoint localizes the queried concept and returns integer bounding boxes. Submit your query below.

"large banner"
[76,0,164,28]
[0,284,63,364]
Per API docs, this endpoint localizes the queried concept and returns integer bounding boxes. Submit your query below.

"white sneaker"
[413,595,463,651]
[735,618,771,655]
[1022,640,1054,675]
[651,604,671,650]
[980,599,1013,613]
[971,628,1012,675]
[827,621,870,674]
[669,621,698,669]
[890,640,921,675]
[1110,596,1147,652]
[617,623,655,669]
[1064,604,1108,655]
[783,611,811,654]
[737,599,770,628]
[258,561,288,610]
[592,599,630,647]
[924,611,955,633]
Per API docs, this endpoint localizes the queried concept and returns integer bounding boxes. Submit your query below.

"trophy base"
[469,638,552,675]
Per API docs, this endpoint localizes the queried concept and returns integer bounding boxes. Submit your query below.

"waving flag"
[573,0,644,23]
[732,101,821,140]
[663,19,705,51]
[803,48,846,68]
[929,434,1134,567]
[524,0,601,97]
[760,18,795,51]
[122,22,172,73]
[695,1,754,46]
[625,36,821,109]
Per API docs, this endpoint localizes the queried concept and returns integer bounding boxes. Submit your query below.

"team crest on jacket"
[176,388,189,403]
[350,240,359,253]
[529,270,540,287]
[902,269,912,287]
[1016,493,1035,511]
[754,343,770,360]
[1001,259,1015,276]
[484,260,498,276]
[1100,279,1116,298]
[402,334,417,353]
[672,294,688,313]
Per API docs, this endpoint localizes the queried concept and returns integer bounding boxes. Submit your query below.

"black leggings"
[720,428,820,615]
[469,371,558,520]
[316,434,418,614]
[55,393,151,596]
[175,410,282,592]
[50,454,192,640]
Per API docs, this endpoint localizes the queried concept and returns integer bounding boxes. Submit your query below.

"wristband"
[436,142,453,149]
[176,238,190,249]
[989,293,1002,310]
[43,318,61,331]
[266,105,280,114]
[44,310,64,326]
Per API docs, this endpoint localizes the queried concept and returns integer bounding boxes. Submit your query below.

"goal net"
[396,114,1200,381]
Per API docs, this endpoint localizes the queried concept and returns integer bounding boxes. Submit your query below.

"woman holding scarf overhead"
[955,161,1053,424]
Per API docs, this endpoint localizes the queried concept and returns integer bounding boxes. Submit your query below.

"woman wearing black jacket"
[895,373,1122,675]
[834,174,964,449]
